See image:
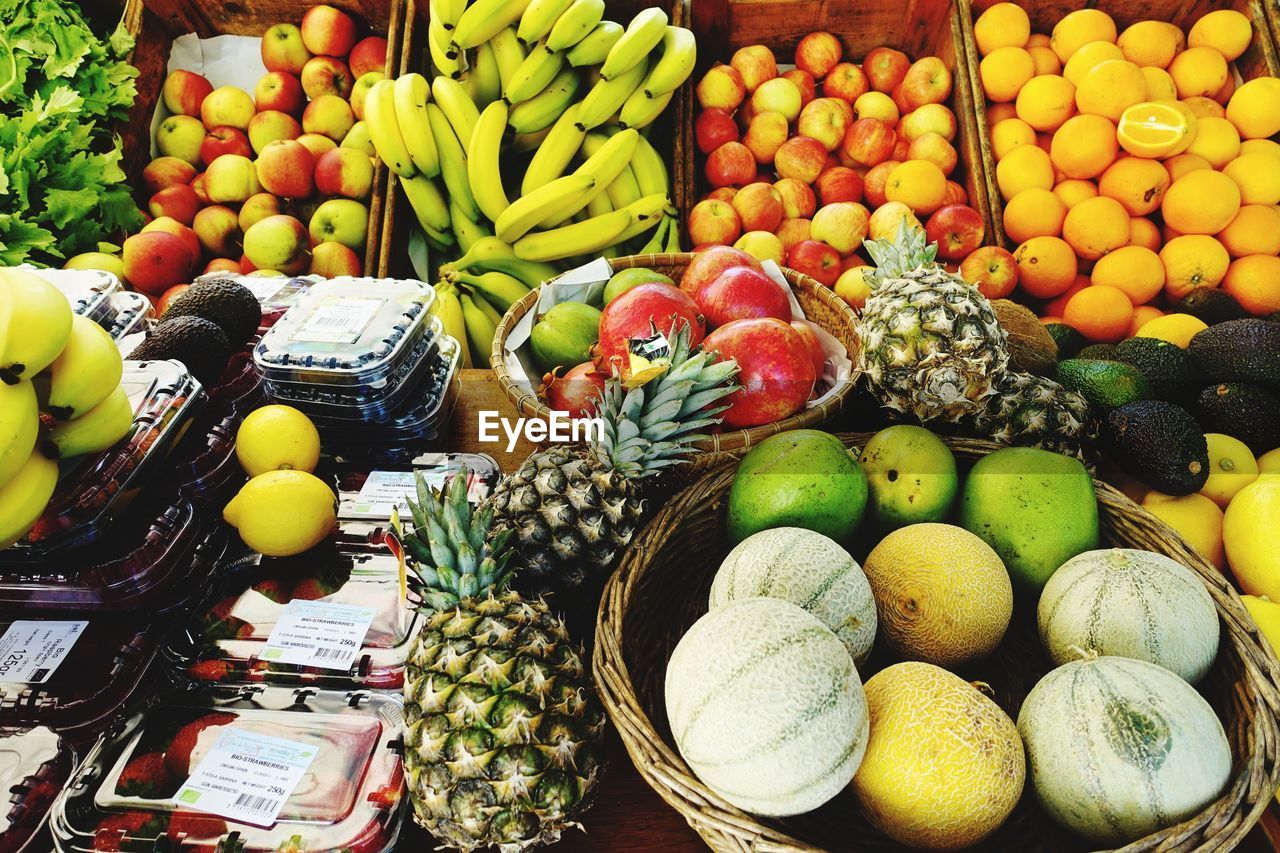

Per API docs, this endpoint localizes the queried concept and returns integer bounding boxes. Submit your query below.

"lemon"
[1142,491,1225,571]
[1223,475,1280,597]
[1134,312,1208,347]
[236,405,321,477]
[223,470,336,557]
[1259,448,1280,474]
[1242,595,1280,657]
[1200,433,1259,508]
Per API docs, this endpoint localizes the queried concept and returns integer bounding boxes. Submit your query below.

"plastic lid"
[0,726,75,852]
[105,290,154,343]
[23,267,121,326]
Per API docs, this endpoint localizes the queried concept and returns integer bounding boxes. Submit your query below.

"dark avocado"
[128,316,231,386]
[1175,288,1248,325]
[1056,359,1150,410]
[1195,382,1280,454]
[160,279,262,349]
[1189,319,1280,390]
[1113,337,1205,403]
[1103,400,1209,495]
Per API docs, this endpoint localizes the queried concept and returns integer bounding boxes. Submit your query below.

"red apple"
[795,31,843,80]
[901,56,952,110]
[959,246,1019,299]
[731,182,785,233]
[142,217,201,266]
[192,205,242,258]
[694,266,792,328]
[261,23,312,75]
[155,284,190,316]
[797,97,851,151]
[142,157,197,194]
[742,111,789,164]
[239,193,284,232]
[594,283,706,380]
[863,47,911,93]
[863,159,901,207]
[200,126,253,166]
[942,181,968,206]
[901,103,957,141]
[309,241,363,277]
[786,240,841,286]
[349,36,389,78]
[300,5,357,57]
[190,173,210,205]
[815,166,864,205]
[750,78,803,122]
[774,136,828,183]
[254,71,306,115]
[703,318,817,428]
[687,199,742,246]
[811,202,870,255]
[777,218,813,253]
[823,62,869,103]
[841,117,896,167]
[730,45,779,93]
[542,361,607,418]
[791,320,826,379]
[239,254,257,274]
[296,133,338,160]
[148,184,200,225]
[302,93,356,141]
[162,70,214,117]
[122,231,195,296]
[774,178,817,219]
[696,64,747,111]
[695,108,739,154]
[301,56,354,100]
[925,204,985,261]
[781,69,817,107]
[314,147,374,199]
[202,258,242,275]
[890,136,911,161]
[706,186,738,204]
[705,141,756,188]
[680,245,763,295]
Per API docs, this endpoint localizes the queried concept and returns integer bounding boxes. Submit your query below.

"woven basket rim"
[489,253,860,454]
[592,433,1280,853]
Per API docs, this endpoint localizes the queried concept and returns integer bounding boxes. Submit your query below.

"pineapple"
[399,468,606,852]
[859,222,1010,422]
[967,370,1098,461]
[488,321,738,596]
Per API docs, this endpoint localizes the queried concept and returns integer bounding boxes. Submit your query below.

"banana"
[629,132,670,198]
[502,41,565,104]
[424,222,457,251]
[400,173,452,234]
[429,0,467,31]
[613,192,670,243]
[495,173,595,242]
[546,0,605,52]
[393,73,441,178]
[36,315,122,421]
[619,85,674,129]
[664,211,682,253]
[449,236,517,272]
[432,76,481,148]
[464,255,559,289]
[514,207,633,262]
[637,214,669,255]
[429,16,465,79]
[0,451,57,549]
[452,0,534,53]
[575,57,648,130]
[458,291,499,367]
[451,271,531,311]
[43,383,133,460]
[642,26,697,97]
[364,78,416,178]
[431,283,472,369]
[468,291,506,329]
[601,7,668,79]
[490,27,528,93]
[517,0,575,45]
[0,268,73,385]
[425,103,480,223]
[467,101,511,224]
[507,66,581,133]
[520,103,586,194]
[566,20,623,66]
[468,41,504,107]
[538,127,640,224]
[450,200,494,253]
[586,184,614,218]
[603,163,642,210]
[0,381,37,490]
[512,126,552,152]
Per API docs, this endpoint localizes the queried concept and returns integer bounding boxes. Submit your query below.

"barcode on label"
[307,315,356,328]
[312,646,350,661]
[234,793,278,814]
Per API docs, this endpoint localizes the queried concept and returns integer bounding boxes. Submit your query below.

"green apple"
[349,71,384,120]
[308,199,369,251]
[156,115,207,166]
[243,214,310,275]
[857,425,958,530]
[205,154,261,204]
[64,251,126,282]
[340,121,375,157]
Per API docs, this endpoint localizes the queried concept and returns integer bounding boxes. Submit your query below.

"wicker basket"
[594,433,1280,853]
[490,253,861,473]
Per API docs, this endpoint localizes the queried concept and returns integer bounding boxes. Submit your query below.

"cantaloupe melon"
[664,598,869,817]
[1038,548,1220,683]
[1018,655,1231,844]
[853,662,1025,850]
[710,527,877,666]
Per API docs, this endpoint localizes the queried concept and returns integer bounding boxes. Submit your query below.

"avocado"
[160,279,262,350]
[1044,322,1087,358]
[1175,288,1248,325]
[1077,343,1120,361]
[1113,337,1205,403]
[1103,400,1209,495]
[129,316,231,386]
[1056,359,1150,410]
[1189,319,1280,390]
[1195,382,1280,454]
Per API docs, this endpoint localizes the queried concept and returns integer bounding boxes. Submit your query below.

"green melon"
[1038,548,1220,683]
[1018,655,1231,845]
[709,527,877,666]
[664,598,869,816]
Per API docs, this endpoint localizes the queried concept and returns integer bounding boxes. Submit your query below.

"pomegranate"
[678,245,762,295]
[694,267,792,329]
[541,362,607,418]
[790,320,827,381]
[703,318,817,428]
[594,283,705,380]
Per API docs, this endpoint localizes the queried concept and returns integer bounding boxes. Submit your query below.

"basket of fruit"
[594,428,1280,852]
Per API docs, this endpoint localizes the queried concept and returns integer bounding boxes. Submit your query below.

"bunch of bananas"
[366,1,694,281]
[0,268,134,549]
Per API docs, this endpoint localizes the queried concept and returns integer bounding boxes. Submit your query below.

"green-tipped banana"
[566,20,623,66]
[431,76,481,149]
[517,0,575,45]
[601,7,668,79]
[468,291,506,328]
[36,314,123,421]
[0,268,73,385]
[496,173,595,242]
[539,127,640,225]
[643,26,697,97]
[664,211,682,252]
[520,103,586,194]
[429,16,465,79]
[502,41,565,105]
[393,73,441,178]
[452,0,534,52]
[449,236,517,272]
[431,283,472,369]
[469,40,504,106]
[508,66,581,133]
[423,222,456,251]
[546,0,605,52]
[43,383,133,460]
[575,57,648,130]
[458,291,499,366]
[400,173,451,234]
[619,86,674,129]
[451,270,532,312]
[604,163,642,210]
[425,103,480,222]
[613,193,670,243]
[365,79,416,178]
[450,201,494,253]
[464,255,559,289]
[467,101,511,224]
[637,214,670,255]
[0,381,37,490]
[514,207,633,262]
[490,27,528,92]
[429,0,466,31]
[0,451,57,549]
[630,133,670,197]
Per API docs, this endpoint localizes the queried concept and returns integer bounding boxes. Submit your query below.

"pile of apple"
[122,4,388,307]
[690,32,989,307]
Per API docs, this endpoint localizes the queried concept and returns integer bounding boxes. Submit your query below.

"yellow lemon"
[1134,312,1208,347]
[1260,448,1280,474]
[1223,475,1280,597]
[1142,491,1225,571]
[1240,138,1280,159]
[223,470,336,557]
[1241,595,1280,657]
[1201,433,1259,508]
[235,404,321,477]
[1188,9,1253,62]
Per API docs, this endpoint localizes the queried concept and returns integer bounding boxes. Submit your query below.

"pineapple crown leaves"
[863,220,943,289]
[401,466,515,611]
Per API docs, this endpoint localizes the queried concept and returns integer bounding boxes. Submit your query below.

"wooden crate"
[686,0,996,245]
[118,0,403,276]
[957,0,1280,249]
[374,0,691,278]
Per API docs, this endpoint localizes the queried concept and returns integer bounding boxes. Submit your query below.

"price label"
[260,600,375,670]
[239,277,287,302]
[0,621,86,683]
[173,727,317,827]
[339,470,450,521]
[291,297,382,344]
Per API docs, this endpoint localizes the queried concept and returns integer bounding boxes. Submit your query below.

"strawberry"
[290,570,347,601]
[250,578,289,603]
[188,660,231,682]
[164,712,236,779]
[167,811,228,843]
[92,811,165,851]
[115,752,173,798]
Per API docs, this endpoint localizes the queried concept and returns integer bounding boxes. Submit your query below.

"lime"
[236,405,321,477]
[223,470,336,557]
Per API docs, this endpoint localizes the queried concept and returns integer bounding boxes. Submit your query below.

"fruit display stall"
[4,0,1280,850]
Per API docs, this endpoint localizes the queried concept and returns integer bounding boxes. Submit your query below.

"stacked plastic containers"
[0,726,76,852]
[29,267,155,346]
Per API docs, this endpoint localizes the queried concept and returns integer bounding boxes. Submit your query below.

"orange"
[1063,195,1130,260]
[1222,152,1280,205]
[1217,205,1280,257]
[1050,114,1118,179]
[1160,234,1231,298]
[1098,157,1171,215]
[1181,95,1225,119]
[991,118,1037,159]
[1212,72,1236,106]
[980,46,1036,102]
[1014,235,1079,297]
[1188,10,1253,62]
[1129,216,1162,251]
[1141,67,1178,101]
[1004,187,1068,242]
[1168,46,1230,99]
[1164,152,1212,181]
[1116,100,1197,158]
[1052,9,1118,63]
[1063,284,1134,342]
[1162,169,1241,234]
[975,2,1032,55]
[1045,274,1091,316]
[1227,78,1280,139]
[884,160,947,214]
[1091,245,1166,303]
[996,144,1055,199]
[1074,60,1148,121]
[1185,116,1240,168]
[1223,255,1280,315]
[1135,313,1209,347]
[1117,20,1180,68]
[1027,33,1052,49]
[1015,75,1077,131]
[1240,138,1280,159]
[1053,179,1099,209]
[1129,304,1165,336]
[986,101,1018,126]
[1028,46,1062,76]
[1063,41,1125,85]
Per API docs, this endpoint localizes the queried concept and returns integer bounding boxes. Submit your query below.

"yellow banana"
[664,211,682,252]
[508,67,582,134]
[619,86,674,129]
[341,120,375,157]
[604,163,642,210]
[613,192,670,243]
[512,126,552,152]
[514,207,633,261]
[539,127,640,224]
[431,283,472,369]
[637,214,669,255]
[455,270,531,313]
[365,78,416,178]
[643,26,697,97]
[0,381,37,490]
[0,451,57,549]
[452,0,534,53]
[469,40,503,107]
[490,27,528,93]
[449,236,517,272]
[36,314,122,421]
[496,173,595,242]
[431,76,481,149]
[566,20,623,66]
[458,291,499,367]
[450,200,494,253]
[393,73,441,178]
[429,16,465,79]
[575,57,648,130]
[601,7,667,79]
[465,255,559,288]
[502,41,565,105]
[0,268,73,384]
[400,173,452,234]
[467,101,511,224]
[517,0,575,46]
[423,222,456,250]
[44,383,133,460]
[429,0,467,31]
[468,291,506,328]
[425,103,479,223]
[630,132,670,197]
[546,0,605,52]
[520,104,586,194]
